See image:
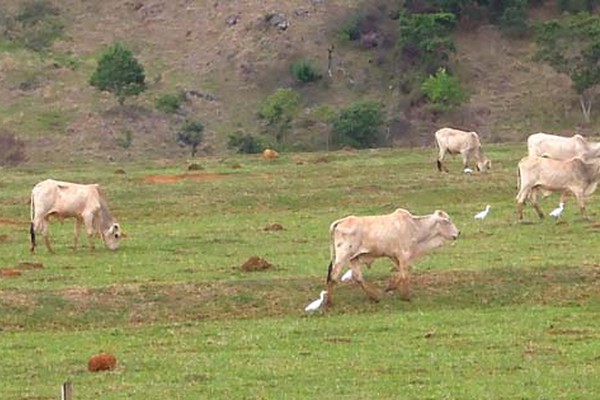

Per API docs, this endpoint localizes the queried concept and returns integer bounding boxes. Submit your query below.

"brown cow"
[262,148,279,160]
[516,156,600,220]
[527,132,600,160]
[325,208,459,306]
[30,179,122,253]
[435,127,491,172]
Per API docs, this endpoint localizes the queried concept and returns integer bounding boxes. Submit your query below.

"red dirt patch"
[263,223,284,231]
[142,173,225,183]
[0,219,23,226]
[0,269,22,277]
[240,256,275,272]
[88,354,117,372]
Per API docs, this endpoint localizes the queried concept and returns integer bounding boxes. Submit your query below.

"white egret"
[474,205,491,220]
[549,202,564,218]
[463,167,474,174]
[304,290,327,312]
[341,269,353,282]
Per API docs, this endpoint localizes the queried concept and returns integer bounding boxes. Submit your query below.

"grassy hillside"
[0,0,598,163]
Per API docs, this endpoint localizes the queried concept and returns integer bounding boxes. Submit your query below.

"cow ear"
[109,223,120,234]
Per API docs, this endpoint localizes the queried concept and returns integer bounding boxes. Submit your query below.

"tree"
[258,88,301,144]
[535,13,600,123]
[398,12,457,72]
[89,42,146,106]
[332,100,384,149]
[421,67,468,112]
[177,120,204,157]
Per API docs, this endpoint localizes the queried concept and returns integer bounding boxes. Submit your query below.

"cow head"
[102,223,122,250]
[476,157,491,172]
[434,210,460,240]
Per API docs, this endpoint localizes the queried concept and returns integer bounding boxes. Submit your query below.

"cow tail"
[29,191,36,249]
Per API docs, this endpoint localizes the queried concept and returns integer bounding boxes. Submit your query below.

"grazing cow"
[516,156,600,220]
[435,127,491,172]
[325,208,459,307]
[527,132,600,160]
[30,179,122,253]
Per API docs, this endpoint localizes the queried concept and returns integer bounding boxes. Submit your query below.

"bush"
[421,67,468,112]
[156,91,186,114]
[89,42,146,106]
[16,0,59,26]
[4,0,65,52]
[0,130,27,166]
[258,88,301,144]
[557,0,596,13]
[339,13,361,41]
[227,131,266,154]
[290,60,322,83]
[499,0,530,38]
[176,120,204,157]
[332,100,385,149]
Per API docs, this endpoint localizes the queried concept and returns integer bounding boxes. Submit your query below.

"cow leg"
[41,217,54,253]
[437,149,448,172]
[352,259,382,302]
[73,217,83,250]
[82,212,96,251]
[386,257,411,301]
[574,192,589,220]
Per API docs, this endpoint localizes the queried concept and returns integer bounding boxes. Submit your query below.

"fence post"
[61,381,72,400]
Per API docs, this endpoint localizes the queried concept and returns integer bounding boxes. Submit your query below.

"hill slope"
[0,0,593,162]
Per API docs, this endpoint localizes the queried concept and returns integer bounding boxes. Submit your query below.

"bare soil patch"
[240,256,275,272]
[142,173,225,183]
[0,269,22,277]
[0,219,23,226]
[263,223,284,231]
[0,234,8,243]
[17,262,44,270]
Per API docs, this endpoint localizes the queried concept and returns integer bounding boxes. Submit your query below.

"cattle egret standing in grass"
[463,167,473,174]
[305,290,327,312]
[341,269,353,282]
[549,202,564,218]
[474,205,491,220]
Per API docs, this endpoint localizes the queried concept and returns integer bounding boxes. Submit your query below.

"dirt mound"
[263,223,284,231]
[240,256,275,272]
[0,269,22,277]
[143,173,225,183]
[88,354,117,372]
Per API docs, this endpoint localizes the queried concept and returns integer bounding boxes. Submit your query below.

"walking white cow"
[516,156,600,220]
[30,179,122,253]
[435,127,491,172]
[325,208,459,307]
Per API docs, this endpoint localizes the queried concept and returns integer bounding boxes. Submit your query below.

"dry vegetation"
[0,0,595,163]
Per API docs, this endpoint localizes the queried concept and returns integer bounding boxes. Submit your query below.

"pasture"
[0,144,599,399]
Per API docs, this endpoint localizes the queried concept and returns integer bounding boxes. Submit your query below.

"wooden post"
[61,381,73,400]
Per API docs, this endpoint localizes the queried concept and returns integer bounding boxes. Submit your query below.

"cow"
[325,208,460,307]
[527,132,600,160]
[435,127,491,172]
[30,179,122,253]
[516,156,600,220]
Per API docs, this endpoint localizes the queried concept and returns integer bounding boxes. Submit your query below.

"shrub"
[421,67,468,112]
[89,42,146,106]
[557,0,595,13]
[332,100,385,149]
[227,131,266,154]
[290,60,322,83]
[156,91,186,114]
[6,0,65,52]
[16,0,59,26]
[339,13,361,42]
[258,88,301,144]
[499,0,530,38]
[0,130,27,166]
[176,120,204,157]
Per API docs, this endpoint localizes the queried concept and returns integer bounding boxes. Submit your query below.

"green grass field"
[0,144,599,399]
